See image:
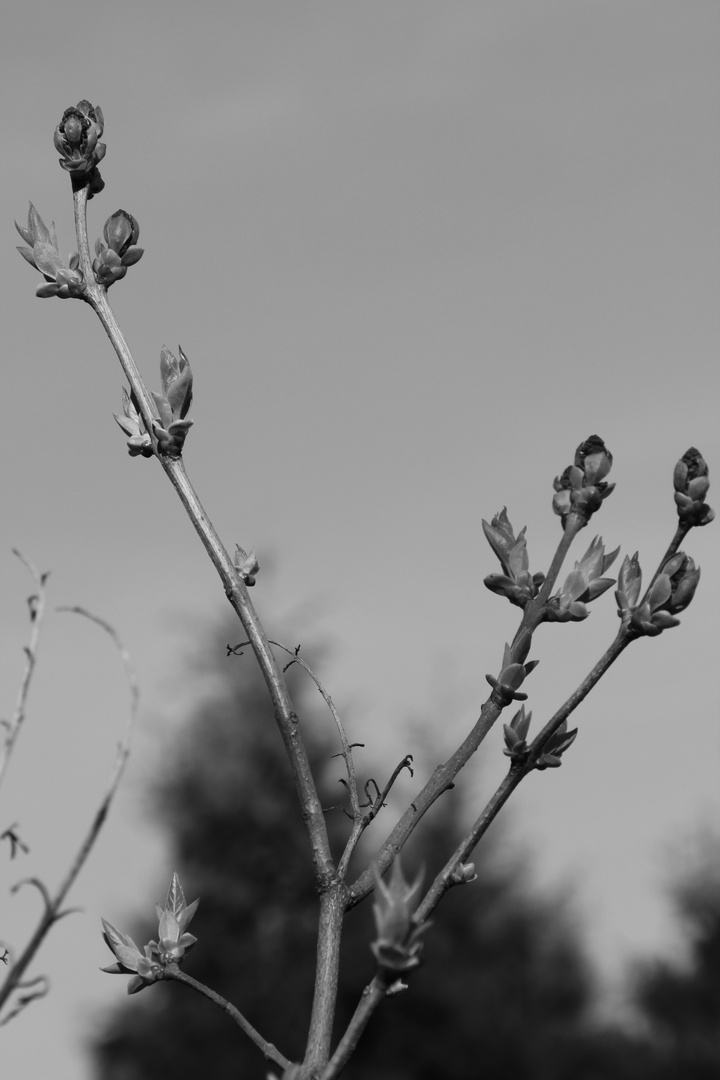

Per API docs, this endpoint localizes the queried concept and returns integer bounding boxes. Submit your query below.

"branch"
[273,640,361,820]
[0,607,138,1022]
[72,183,333,884]
[161,965,292,1071]
[0,551,49,790]
[322,972,393,1080]
[414,618,644,925]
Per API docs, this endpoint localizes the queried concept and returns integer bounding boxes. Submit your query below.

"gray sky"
[1,3,718,1077]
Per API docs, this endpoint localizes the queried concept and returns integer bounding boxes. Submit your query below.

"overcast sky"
[1,3,718,1077]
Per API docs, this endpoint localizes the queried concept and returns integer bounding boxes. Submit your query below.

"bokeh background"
[1,3,718,1077]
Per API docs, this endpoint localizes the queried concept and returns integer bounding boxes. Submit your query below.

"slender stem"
[536,512,586,606]
[162,966,292,1071]
[345,697,501,907]
[322,973,390,1080]
[415,767,524,924]
[338,754,415,878]
[646,522,691,593]
[273,641,361,819]
[71,186,333,883]
[416,626,634,925]
[0,553,48,791]
[509,511,586,662]
[163,460,333,879]
[531,630,631,750]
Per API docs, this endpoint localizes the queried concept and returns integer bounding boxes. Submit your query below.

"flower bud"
[104,210,140,257]
[663,553,700,614]
[673,448,714,527]
[553,436,615,528]
[617,550,699,637]
[54,100,106,195]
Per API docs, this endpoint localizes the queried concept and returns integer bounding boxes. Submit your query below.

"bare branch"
[0,551,50,790]
[161,965,293,1071]
[322,972,392,1080]
[271,639,361,820]
[0,606,138,1023]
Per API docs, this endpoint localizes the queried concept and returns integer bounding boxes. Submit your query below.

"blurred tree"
[631,839,720,1080]
[90,617,647,1080]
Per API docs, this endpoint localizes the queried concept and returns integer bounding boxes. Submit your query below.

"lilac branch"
[161,965,292,1071]
[345,516,587,908]
[71,182,333,884]
[321,972,392,1080]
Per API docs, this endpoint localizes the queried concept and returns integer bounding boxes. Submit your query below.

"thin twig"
[0,551,49,791]
[321,972,391,1080]
[337,755,414,879]
[162,966,292,1071]
[415,625,635,925]
[0,607,138,1022]
[272,640,361,819]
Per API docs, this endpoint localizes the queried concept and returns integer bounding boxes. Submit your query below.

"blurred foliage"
[90,619,719,1079]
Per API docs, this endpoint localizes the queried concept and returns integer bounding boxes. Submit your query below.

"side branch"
[162,966,292,1071]
[416,628,635,925]
[0,608,138,1021]
[0,552,49,790]
[322,973,392,1080]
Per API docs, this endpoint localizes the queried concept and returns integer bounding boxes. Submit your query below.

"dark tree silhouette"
[90,617,651,1080]
[631,842,720,1079]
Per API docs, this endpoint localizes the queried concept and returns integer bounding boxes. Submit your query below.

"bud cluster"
[545,536,619,622]
[616,551,701,637]
[553,436,614,527]
[502,706,577,770]
[101,873,198,995]
[114,347,194,458]
[93,210,144,287]
[54,100,106,196]
[371,859,429,974]
[114,388,154,457]
[15,203,84,299]
[483,508,545,608]
[673,448,714,528]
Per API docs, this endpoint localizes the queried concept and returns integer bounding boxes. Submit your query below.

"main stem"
[72,185,333,882]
